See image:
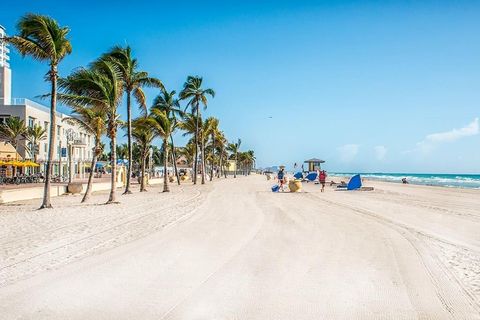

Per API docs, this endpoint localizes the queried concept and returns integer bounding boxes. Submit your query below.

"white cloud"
[407,118,479,154]
[337,144,359,162]
[374,145,387,161]
[425,118,479,143]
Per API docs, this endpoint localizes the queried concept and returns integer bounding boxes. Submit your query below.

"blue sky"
[1,1,479,173]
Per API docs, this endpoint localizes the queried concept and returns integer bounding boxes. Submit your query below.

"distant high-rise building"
[0,25,11,105]
[0,25,10,68]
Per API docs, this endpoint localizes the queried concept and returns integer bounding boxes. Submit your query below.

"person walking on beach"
[277,168,286,192]
[319,170,327,192]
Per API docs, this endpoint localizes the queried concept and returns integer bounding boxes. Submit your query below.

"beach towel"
[271,184,280,192]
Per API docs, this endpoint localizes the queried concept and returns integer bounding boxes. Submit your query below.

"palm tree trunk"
[107,124,117,204]
[40,67,57,209]
[124,91,133,194]
[33,148,38,174]
[170,135,180,185]
[170,150,176,183]
[140,151,147,192]
[222,153,227,178]
[210,134,215,181]
[82,142,98,203]
[234,153,237,178]
[193,105,199,184]
[201,136,206,184]
[163,137,170,192]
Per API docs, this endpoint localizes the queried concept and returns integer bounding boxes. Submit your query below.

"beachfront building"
[0,26,94,178]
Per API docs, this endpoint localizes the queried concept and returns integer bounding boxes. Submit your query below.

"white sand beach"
[1,175,480,319]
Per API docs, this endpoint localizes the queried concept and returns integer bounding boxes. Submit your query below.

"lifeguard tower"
[304,158,325,172]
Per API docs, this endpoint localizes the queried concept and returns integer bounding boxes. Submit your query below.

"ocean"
[330,173,480,189]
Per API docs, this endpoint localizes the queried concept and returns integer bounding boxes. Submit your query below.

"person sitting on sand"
[277,168,286,192]
[319,170,327,192]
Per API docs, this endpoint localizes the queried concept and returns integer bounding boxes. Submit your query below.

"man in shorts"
[319,170,327,192]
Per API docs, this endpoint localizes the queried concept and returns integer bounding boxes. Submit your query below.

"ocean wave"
[330,173,480,189]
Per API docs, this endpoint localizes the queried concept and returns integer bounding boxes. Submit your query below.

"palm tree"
[205,117,219,181]
[178,112,200,177]
[178,141,196,167]
[9,14,72,209]
[238,151,254,175]
[102,46,163,195]
[131,118,154,192]
[227,139,241,178]
[59,58,122,204]
[151,145,162,168]
[0,117,28,176]
[179,76,215,185]
[152,88,183,185]
[215,131,228,178]
[61,104,106,203]
[146,109,175,192]
[0,117,28,151]
[116,143,128,162]
[24,124,47,164]
[243,150,256,175]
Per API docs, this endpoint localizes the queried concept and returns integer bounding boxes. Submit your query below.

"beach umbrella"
[13,160,27,167]
[23,160,40,167]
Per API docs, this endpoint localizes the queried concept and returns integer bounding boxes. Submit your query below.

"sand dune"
[1,175,479,319]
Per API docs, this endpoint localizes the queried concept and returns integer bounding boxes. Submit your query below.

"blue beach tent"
[294,172,303,180]
[305,172,318,182]
[347,174,362,190]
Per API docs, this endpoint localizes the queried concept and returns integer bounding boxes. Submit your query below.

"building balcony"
[72,139,87,147]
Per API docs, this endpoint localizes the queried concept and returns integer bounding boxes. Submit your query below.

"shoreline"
[329,173,480,190]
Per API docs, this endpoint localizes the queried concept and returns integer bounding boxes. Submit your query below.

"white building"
[0,25,94,178]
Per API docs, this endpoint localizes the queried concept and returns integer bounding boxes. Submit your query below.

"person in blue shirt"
[277,168,286,192]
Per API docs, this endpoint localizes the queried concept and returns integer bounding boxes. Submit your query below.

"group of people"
[276,168,327,192]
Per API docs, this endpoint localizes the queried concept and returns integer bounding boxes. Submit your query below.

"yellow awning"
[23,160,40,167]
[0,160,39,167]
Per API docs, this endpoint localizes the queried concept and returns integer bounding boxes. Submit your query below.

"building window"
[0,116,8,124]
[44,143,47,153]
[28,142,33,157]
[44,121,49,131]
[28,117,35,128]
[57,125,61,136]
